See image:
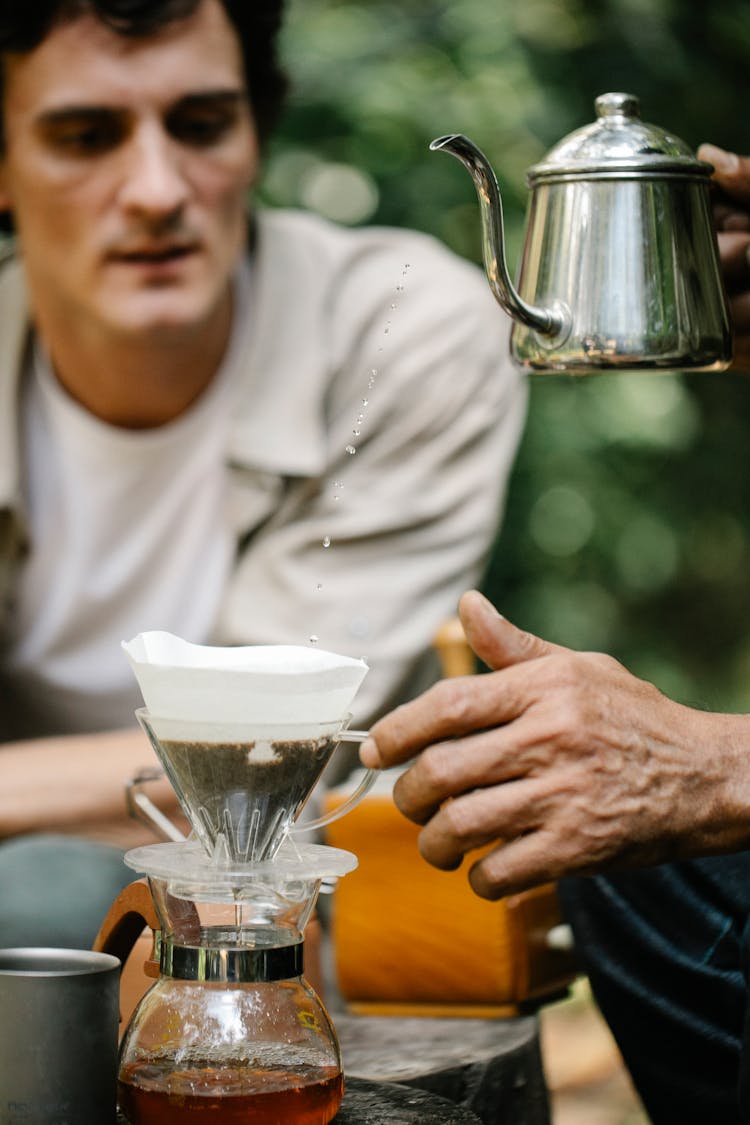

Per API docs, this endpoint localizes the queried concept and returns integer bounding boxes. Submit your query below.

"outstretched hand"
[698,143,750,371]
[360,591,750,899]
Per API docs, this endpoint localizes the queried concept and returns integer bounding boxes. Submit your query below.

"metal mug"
[0,947,120,1125]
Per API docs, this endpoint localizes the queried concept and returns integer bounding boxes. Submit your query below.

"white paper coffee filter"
[122,631,368,724]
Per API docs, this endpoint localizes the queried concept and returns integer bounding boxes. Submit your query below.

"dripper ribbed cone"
[138,711,343,864]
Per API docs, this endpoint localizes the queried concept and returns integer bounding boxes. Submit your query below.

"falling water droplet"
[346,444,357,455]
[322,536,331,548]
[362,398,369,407]
[353,428,361,437]
[309,634,319,644]
[316,583,323,591]
[391,303,397,309]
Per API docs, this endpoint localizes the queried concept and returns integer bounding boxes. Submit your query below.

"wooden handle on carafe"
[92,877,161,980]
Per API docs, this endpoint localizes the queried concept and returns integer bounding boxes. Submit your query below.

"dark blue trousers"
[560,854,750,1123]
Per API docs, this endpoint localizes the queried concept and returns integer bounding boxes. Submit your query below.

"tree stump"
[336,1013,550,1125]
[334,1076,484,1123]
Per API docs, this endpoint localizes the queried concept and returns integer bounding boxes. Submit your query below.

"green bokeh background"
[262,0,750,714]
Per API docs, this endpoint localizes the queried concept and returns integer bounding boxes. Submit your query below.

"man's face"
[0,0,258,343]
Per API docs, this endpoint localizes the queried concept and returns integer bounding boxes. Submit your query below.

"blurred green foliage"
[261,0,750,712]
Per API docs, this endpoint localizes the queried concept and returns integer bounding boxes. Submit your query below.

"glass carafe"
[118,973,342,1125]
[105,841,356,1125]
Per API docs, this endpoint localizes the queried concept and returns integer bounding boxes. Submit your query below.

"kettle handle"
[431,133,570,343]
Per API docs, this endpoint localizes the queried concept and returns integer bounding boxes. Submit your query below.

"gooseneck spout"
[430,134,568,340]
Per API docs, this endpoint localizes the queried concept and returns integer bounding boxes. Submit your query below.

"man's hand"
[698,143,750,371]
[360,591,750,899]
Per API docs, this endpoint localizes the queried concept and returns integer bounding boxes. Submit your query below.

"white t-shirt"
[3,262,253,737]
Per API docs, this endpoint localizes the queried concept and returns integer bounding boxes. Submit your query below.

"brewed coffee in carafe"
[118,1064,344,1125]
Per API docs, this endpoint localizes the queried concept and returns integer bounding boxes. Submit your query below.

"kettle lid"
[528,92,710,183]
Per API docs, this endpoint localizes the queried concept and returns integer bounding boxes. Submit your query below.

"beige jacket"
[0,208,526,731]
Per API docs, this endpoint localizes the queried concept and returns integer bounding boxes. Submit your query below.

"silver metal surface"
[0,948,120,1125]
[528,91,708,181]
[431,92,732,374]
[430,133,568,341]
[512,175,731,373]
[161,937,303,981]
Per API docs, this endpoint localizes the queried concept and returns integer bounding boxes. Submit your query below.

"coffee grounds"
[158,737,337,861]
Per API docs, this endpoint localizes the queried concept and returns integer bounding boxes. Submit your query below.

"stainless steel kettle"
[432,92,732,374]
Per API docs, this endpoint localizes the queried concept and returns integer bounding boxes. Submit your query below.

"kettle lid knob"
[595,92,640,120]
[529,91,704,181]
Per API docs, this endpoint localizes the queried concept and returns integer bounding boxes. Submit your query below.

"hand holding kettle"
[698,142,750,372]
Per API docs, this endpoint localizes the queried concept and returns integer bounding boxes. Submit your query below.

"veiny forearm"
[686,708,750,857]
[0,728,181,840]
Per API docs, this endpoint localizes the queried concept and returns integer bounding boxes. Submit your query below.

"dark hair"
[0,0,288,145]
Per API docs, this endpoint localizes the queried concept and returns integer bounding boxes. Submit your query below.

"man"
[361,145,750,1125]
[0,0,526,945]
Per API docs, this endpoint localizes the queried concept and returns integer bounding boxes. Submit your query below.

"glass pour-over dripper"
[122,632,375,863]
[135,711,374,863]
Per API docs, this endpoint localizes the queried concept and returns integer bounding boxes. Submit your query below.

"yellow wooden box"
[324,781,577,1018]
